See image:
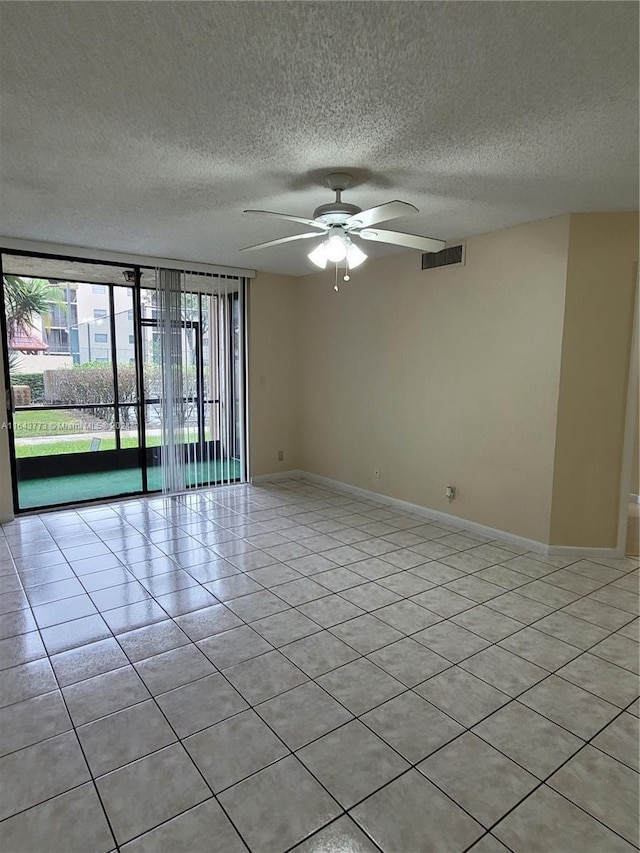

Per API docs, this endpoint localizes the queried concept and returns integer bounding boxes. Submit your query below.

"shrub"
[42,363,198,428]
[10,373,45,402]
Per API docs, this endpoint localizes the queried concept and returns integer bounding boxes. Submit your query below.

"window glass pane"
[64,283,115,403]
[182,292,200,322]
[3,256,147,512]
[13,407,116,456]
[144,402,162,493]
[5,278,116,406]
[46,328,70,354]
[114,287,138,410]
[119,416,139,449]
[143,403,162,444]
[140,288,158,320]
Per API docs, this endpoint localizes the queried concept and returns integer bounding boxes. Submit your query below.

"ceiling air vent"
[422,243,465,270]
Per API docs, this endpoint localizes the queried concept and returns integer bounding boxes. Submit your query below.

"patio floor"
[17,461,242,510]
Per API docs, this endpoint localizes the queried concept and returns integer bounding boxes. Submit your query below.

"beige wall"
[247,271,301,477]
[550,212,639,547]
[11,353,72,372]
[632,404,639,499]
[297,216,571,543]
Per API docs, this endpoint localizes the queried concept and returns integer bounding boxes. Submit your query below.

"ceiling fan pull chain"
[334,263,339,292]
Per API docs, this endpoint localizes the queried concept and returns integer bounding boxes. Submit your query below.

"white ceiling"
[0,2,637,277]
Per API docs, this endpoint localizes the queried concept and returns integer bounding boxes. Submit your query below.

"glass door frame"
[0,248,247,513]
[141,315,208,476]
[139,280,244,489]
[1,250,147,512]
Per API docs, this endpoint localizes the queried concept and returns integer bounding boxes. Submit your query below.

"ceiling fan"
[240,173,446,270]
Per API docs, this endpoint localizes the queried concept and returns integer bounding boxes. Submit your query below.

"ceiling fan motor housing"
[312,201,362,226]
[313,172,362,225]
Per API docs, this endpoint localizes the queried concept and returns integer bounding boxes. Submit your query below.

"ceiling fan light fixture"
[325,234,348,263]
[346,242,367,268]
[308,232,367,270]
[308,243,328,269]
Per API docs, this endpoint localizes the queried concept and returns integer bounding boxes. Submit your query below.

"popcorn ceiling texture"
[0,1,637,276]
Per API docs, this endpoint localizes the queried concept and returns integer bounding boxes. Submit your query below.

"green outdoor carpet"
[18,460,241,510]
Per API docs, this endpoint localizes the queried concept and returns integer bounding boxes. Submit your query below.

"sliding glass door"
[1,251,246,512]
[140,278,243,492]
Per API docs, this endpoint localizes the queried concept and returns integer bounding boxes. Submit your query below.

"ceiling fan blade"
[239,232,322,253]
[243,209,327,230]
[345,200,418,229]
[358,228,446,254]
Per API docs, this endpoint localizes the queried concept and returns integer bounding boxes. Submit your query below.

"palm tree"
[3,276,62,371]
[3,276,61,337]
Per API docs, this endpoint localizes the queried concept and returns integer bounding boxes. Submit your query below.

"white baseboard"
[295,471,547,554]
[631,494,640,505]
[250,470,303,484]
[546,544,621,558]
[251,469,624,559]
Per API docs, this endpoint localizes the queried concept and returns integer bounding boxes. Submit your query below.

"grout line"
[0,576,122,851]
[0,483,637,852]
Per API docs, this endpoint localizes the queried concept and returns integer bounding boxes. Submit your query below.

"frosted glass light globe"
[325,235,348,262]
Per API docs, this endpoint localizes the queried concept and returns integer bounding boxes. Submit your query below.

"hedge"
[42,363,198,427]
[10,373,45,402]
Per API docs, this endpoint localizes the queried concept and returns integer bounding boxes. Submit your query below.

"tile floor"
[0,478,638,852]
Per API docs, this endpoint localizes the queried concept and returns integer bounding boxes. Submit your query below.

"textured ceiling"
[0,2,637,276]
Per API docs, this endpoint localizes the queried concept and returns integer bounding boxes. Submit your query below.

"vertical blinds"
[154,267,246,495]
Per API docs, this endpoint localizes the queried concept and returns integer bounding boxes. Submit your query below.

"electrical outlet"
[445,486,456,502]
[373,468,381,480]
[277,450,284,461]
